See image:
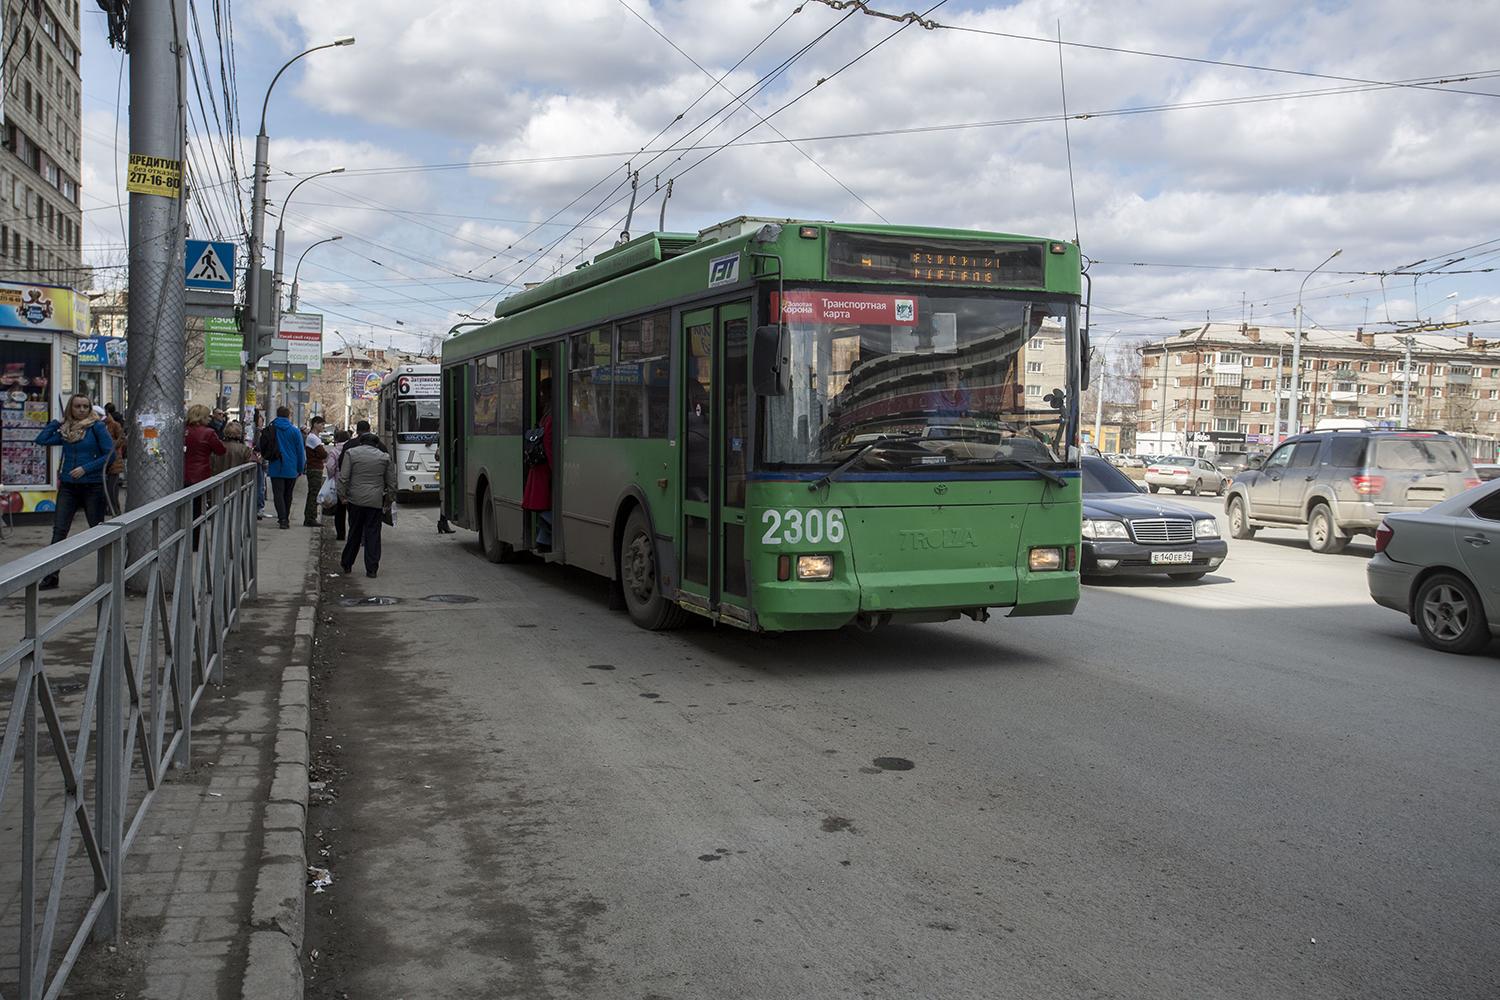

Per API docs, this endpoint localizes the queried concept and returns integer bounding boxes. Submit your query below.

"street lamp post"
[1288,248,1342,437]
[289,236,343,313]
[243,36,354,425]
[274,167,345,325]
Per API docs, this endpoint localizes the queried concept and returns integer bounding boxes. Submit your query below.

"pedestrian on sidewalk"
[337,421,396,578]
[33,393,114,590]
[325,428,352,541]
[208,407,228,440]
[303,415,328,527]
[101,405,125,517]
[212,420,257,474]
[263,406,305,529]
[251,410,269,517]
[184,404,227,486]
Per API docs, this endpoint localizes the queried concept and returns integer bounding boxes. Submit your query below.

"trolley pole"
[125,0,189,518]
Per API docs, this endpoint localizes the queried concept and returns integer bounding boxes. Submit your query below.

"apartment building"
[1136,323,1500,462]
[1,0,86,288]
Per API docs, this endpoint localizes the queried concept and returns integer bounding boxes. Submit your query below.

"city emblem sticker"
[708,252,740,287]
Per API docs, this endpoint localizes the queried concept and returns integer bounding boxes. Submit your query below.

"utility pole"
[1400,336,1414,428]
[1273,345,1284,443]
[118,0,188,945]
[1289,248,1342,437]
[126,0,189,516]
[1093,346,1105,449]
[1158,347,1170,451]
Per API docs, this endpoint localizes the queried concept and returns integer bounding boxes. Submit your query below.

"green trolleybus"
[441,217,1089,632]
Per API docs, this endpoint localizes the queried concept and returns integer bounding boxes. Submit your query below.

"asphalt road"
[303,499,1499,1000]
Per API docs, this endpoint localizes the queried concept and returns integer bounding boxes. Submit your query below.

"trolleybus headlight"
[1082,519,1127,540]
[1195,519,1221,539]
[796,555,834,580]
[1028,547,1063,572]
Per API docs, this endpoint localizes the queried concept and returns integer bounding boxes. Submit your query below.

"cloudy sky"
[77,0,1500,355]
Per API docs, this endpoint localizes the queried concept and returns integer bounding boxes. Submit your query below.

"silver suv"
[1223,430,1479,553]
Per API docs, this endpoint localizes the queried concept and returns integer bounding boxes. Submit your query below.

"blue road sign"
[185,239,236,290]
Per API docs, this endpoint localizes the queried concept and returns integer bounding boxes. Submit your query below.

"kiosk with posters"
[0,282,85,514]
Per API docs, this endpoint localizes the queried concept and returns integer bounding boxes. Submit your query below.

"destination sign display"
[827,232,1046,288]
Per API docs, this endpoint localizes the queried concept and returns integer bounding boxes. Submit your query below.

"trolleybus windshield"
[396,398,440,444]
[762,289,1076,472]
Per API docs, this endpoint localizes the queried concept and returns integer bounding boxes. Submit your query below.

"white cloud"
[81,0,1500,345]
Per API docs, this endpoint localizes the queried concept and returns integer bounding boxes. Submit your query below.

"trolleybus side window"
[614,311,670,439]
[497,350,523,435]
[569,329,611,437]
[472,353,499,435]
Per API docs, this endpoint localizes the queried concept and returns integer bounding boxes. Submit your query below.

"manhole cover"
[337,596,401,607]
[422,594,478,604]
[871,756,915,771]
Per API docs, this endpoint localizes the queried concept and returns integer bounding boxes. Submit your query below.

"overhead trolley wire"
[614,0,887,222]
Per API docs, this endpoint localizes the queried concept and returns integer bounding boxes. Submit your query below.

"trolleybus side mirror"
[753,324,788,396]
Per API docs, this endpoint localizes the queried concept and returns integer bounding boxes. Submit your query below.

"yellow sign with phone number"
[126,154,182,198]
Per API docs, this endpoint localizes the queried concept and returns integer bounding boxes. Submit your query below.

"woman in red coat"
[522,381,553,552]
[184,403,226,485]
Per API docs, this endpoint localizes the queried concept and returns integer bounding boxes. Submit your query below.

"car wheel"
[1192,478,1203,496]
[1227,496,1257,539]
[618,507,687,631]
[1169,571,1207,581]
[478,486,515,563]
[1147,484,1160,493]
[1413,572,1492,654]
[1307,504,1348,554]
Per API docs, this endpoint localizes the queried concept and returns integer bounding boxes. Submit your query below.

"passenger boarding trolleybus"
[441,218,1091,632]
[377,363,441,499]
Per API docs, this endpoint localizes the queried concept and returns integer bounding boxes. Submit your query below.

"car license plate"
[1151,550,1193,565]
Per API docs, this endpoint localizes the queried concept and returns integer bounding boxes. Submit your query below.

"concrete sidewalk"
[0,483,323,1000]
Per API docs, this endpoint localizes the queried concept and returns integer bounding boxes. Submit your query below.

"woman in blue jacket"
[34,393,115,590]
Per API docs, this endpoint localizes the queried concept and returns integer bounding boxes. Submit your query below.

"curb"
[240,533,320,1000]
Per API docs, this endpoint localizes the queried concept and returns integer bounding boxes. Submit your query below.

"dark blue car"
[1081,457,1229,581]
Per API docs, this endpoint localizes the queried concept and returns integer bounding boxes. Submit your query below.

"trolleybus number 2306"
[441,218,1089,633]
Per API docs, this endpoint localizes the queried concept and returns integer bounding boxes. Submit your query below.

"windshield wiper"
[990,458,1074,488]
[808,434,921,492]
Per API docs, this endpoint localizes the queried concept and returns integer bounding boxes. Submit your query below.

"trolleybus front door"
[679,302,751,622]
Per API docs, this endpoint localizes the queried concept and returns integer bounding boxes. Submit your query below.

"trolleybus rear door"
[442,364,466,524]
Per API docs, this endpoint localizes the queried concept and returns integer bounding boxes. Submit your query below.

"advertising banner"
[771,290,918,326]
[350,369,378,400]
[204,316,242,370]
[278,312,323,371]
[77,337,127,367]
[0,282,76,333]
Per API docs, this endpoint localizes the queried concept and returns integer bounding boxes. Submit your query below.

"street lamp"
[274,167,345,319]
[289,236,343,312]
[1092,329,1123,450]
[1288,247,1342,437]
[243,36,355,424]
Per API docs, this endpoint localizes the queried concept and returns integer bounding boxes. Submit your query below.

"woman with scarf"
[34,393,115,590]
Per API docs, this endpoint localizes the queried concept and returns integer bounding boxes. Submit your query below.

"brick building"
[1136,323,1500,462]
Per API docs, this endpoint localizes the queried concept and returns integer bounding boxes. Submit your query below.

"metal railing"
[0,465,258,1000]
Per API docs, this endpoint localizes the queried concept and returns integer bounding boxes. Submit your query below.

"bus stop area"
[1,480,319,1000]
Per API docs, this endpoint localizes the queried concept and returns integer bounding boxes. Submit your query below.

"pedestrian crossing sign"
[185,239,236,290]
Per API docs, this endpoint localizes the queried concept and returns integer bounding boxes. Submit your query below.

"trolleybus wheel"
[478,487,514,563]
[619,507,686,631]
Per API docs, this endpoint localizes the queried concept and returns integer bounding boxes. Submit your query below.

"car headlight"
[1082,519,1128,540]
[1195,518,1221,539]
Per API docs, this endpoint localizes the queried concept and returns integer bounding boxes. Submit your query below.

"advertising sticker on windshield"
[773,291,919,326]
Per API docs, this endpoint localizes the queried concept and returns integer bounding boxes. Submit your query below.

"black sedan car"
[1081,457,1228,581]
